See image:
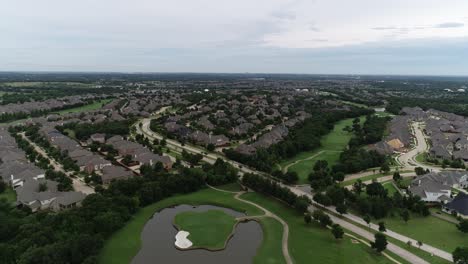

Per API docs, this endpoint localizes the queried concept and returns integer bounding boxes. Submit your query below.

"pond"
[132,204,263,264]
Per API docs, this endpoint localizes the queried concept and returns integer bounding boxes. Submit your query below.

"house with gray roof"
[443,193,468,219]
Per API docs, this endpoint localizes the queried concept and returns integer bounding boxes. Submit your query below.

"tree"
[0,180,6,194]
[331,224,344,240]
[457,219,468,233]
[319,214,332,228]
[378,221,386,232]
[414,167,427,176]
[453,247,468,264]
[406,240,412,247]
[353,179,365,195]
[206,143,215,151]
[380,163,390,174]
[304,213,312,224]
[122,155,133,165]
[371,233,388,253]
[393,171,401,182]
[364,215,371,227]
[417,241,423,249]
[336,203,347,215]
[400,209,410,223]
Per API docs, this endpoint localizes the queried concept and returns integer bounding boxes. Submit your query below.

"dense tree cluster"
[333,148,386,174]
[44,170,73,191]
[58,119,134,140]
[313,179,429,220]
[202,159,238,186]
[241,173,311,214]
[348,115,390,146]
[226,108,372,173]
[0,165,207,264]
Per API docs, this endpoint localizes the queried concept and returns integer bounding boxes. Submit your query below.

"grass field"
[241,192,394,264]
[174,210,237,249]
[98,186,284,264]
[375,213,467,252]
[215,182,243,192]
[280,117,362,183]
[383,182,398,196]
[53,99,113,114]
[0,187,16,204]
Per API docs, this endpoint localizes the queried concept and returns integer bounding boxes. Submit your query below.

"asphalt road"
[136,117,453,263]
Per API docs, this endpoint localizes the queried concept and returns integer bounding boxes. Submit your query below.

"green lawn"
[383,182,398,196]
[376,213,467,252]
[280,117,363,183]
[98,187,284,264]
[0,187,16,204]
[241,192,394,264]
[215,182,243,192]
[174,210,237,249]
[53,99,113,115]
[340,173,391,187]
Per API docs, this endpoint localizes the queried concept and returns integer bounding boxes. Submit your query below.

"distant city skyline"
[1,0,468,75]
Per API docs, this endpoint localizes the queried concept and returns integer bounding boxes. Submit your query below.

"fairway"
[53,99,113,114]
[174,210,237,249]
[98,186,285,264]
[241,192,394,264]
[280,117,362,183]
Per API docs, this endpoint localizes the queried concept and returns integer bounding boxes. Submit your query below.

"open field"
[174,210,237,249]
[241,192,394,264]
[280,117,362,183]
[99,186,284,264]
[375,213,467,253]
[0,187,16,204]
[53,99,113,114]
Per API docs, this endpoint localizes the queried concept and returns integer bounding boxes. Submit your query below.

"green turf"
[340,173,391,187]
[241,192,394,264]
[174,210,237,249]
[98,188,284,264]
[53,99,113,114]
[382,182,398,196]
[375,213,467,252]
[280,117,364,183]
[0,187,16,204]
[215,182,243,192]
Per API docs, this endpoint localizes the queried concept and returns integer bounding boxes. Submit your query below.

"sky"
[1,0,468,75]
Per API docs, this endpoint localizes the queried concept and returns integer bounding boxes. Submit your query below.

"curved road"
[136,117,453,263]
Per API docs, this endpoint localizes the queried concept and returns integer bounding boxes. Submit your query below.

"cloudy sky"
[1,0,468,75]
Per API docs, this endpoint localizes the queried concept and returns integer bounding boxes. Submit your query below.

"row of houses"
[0,128,85,212]
[105,135,173,170]
[408,171,468,218]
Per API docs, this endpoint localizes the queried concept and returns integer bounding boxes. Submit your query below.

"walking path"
[207,185,293,264]
[136,113,453,263]
[282,150,325,173]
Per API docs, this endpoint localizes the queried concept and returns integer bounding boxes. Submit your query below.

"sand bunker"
[175,230,193,249]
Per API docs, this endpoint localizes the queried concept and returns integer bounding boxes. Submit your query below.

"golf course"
[279,117,362,183]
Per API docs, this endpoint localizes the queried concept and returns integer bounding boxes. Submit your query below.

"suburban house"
[101,165,134,184]
[408,171,468,202]
[16,178,86,212]
[443,192,468,219]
